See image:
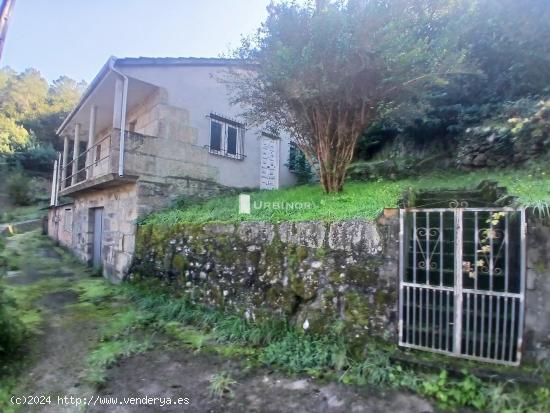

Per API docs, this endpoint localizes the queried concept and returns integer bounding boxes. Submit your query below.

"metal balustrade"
[60,133,112,190]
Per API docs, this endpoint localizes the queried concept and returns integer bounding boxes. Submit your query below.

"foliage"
[6,143,57,172]
[84,338,152,386]
[209,372,237,399]
[460,0,550,101]
[358,0,550,166]
[123,281,550,412]
[0,238,26,361]
[5,170,32,206]
[286,143,314,184]
[0,205,44,224]
[143,164,550,224]
[71,278,116,303]
[342,346,419,390]
[421,370,488,410]
[0,68,84,155]
[261,331,348,373]
[74,279,153,386]
[227,0,469,193]
[0,114,29,154]
[122,282,289,347]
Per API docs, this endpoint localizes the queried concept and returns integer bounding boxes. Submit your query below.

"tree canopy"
[0,68,85,156]
[227,0,472,192]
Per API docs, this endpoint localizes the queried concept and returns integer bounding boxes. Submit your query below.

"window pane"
[211,121,222,151]
[227,126,238,155]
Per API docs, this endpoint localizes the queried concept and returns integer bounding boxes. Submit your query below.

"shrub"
[7,145,56,173]
[0,238,26,359]
[5,171,32,206]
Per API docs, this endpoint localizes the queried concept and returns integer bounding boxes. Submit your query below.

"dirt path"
[4,232,436,413]
[90,349,434,413]
[4,232,98,413]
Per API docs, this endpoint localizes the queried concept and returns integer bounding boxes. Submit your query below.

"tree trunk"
[317,147,350,193]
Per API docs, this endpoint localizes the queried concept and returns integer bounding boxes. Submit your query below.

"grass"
[121,280,550,413]
[143,165,550,225]
[209,372,237,399]
[0,204,45,224]
[84,338,152,386]
[72,280,154,387]
[71,278,117,303]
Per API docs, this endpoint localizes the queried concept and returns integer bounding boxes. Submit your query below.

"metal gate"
[398,208,526,365]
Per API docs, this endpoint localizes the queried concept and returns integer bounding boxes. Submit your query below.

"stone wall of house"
[47,202,74,249]
[48,183,137,281]
[130,210,401,345]
[120,92,239,214]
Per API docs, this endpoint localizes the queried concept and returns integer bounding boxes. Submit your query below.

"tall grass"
[121,280,550,413]
[143,165,550,225]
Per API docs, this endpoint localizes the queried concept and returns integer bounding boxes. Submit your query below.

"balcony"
[57,129,140,196]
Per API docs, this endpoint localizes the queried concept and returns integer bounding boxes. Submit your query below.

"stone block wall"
[524,214,550,361]
[130,210,401,345]
[130,209,550,362]
[48,183,137,281]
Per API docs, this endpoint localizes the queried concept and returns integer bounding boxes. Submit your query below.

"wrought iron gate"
[398,208,526,365]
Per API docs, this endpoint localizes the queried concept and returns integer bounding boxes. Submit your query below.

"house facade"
[47,57,297,281]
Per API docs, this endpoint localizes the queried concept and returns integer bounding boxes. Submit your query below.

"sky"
[2,0,277,83]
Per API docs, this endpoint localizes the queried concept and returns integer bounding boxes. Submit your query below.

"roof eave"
[56,56,117,136]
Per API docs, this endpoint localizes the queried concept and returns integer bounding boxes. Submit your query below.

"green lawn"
[144,165,550,225]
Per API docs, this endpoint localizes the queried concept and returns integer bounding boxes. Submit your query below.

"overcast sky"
[3,0,279,83]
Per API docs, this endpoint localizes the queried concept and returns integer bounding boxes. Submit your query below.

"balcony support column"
[86,106,97,180]
[71,123,81,186]
[50,158,58,206]
[61,135,69,189]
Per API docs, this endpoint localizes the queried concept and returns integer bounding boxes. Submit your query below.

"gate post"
[398,209,405,345]
[453,209,463,354]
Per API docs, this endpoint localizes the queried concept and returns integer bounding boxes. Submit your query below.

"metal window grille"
[398,208,526,366]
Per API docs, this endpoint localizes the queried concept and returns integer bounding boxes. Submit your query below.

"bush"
[0,238,25,359]
[6,145,56,173]
[6,171,32,206]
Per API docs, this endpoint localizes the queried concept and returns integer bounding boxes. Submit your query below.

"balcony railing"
[60,133,113,190]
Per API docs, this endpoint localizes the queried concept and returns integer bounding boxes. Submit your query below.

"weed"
[0,377,19,413]
[209,372,237,399]
[84,338,152,385]
[99,309,153,340]
[162,322,210,351]
[122,282,550,412]
[421,370,489,410]
[72,279,115,303]
[261,331,348,373]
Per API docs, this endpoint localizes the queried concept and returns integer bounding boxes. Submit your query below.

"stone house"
[47,56,298,281]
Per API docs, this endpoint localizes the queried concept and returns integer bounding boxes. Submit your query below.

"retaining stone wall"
[131,210,400,346]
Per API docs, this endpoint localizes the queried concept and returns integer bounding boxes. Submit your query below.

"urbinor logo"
[239,194,251,214]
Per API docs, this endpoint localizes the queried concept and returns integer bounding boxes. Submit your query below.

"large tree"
[227,0,470,193]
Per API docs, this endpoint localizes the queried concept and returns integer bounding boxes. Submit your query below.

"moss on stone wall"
[130,218,399,345]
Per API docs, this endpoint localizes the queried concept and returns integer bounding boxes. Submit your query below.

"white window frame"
[209,116,245,160]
